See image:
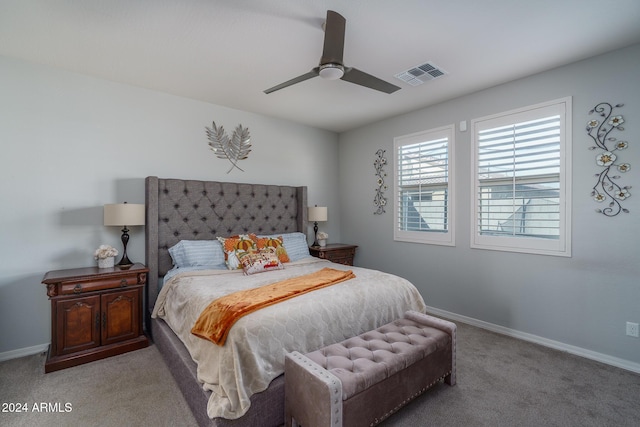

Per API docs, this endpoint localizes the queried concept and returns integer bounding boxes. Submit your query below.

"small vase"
[318,239,327,247]
[98,257,115,269]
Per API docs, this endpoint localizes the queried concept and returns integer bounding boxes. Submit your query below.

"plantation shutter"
[476,115,561,239]
[397,137,449,232]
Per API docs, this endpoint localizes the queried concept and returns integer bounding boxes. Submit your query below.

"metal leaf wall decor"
[206,121,252,173]
[373,149,388,214]
[586,102,631,216]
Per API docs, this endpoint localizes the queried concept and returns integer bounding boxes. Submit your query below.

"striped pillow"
[168,240,226,268]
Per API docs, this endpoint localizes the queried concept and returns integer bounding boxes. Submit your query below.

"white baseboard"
[425,305,640,374]
[0,343,49,363]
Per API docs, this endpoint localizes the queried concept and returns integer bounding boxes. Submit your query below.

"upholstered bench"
[284,311,456,427]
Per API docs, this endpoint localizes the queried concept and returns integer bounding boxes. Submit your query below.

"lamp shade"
[308,206,328,222]
[104,203,145,226]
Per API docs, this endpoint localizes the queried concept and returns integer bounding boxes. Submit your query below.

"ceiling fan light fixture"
[318,63,344,80]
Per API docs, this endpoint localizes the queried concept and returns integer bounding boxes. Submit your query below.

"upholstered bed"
[144,177,426,427]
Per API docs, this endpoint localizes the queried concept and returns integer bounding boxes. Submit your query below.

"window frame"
[470,97,572,257]
[394,124,456,246]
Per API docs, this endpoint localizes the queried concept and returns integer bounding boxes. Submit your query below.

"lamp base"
[117,255,133,267]
[312,222,319,246]
[118,226,134,267]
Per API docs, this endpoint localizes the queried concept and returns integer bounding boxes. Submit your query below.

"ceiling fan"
[264,10,401,95]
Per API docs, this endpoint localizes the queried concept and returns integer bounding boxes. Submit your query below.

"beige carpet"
[378,323,640,427]
[0,344,197,427]
[1,322,639,427]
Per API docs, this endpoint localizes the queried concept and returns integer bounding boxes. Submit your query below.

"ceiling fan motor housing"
[319,63,344,80]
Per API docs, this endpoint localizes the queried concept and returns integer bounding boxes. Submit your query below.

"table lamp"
[104,202,145,266]
[308,205,328,246]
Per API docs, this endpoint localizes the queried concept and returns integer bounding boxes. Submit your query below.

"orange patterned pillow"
[217,234,258,270]
[238,247,284,275]
[256,236,290,263]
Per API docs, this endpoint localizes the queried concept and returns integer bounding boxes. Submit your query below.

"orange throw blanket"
[191,267,356,346]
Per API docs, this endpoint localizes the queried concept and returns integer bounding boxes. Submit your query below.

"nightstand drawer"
[326,255,354,266]
[319,248,355,260]
[59,276,139,295]
[309,244,358,266]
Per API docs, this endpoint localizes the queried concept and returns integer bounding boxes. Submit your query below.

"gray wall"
[2,44,638,371]
[339,44,640,369]
[0,56,339,356]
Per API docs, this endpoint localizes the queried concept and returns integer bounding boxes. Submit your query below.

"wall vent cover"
[395,62,447,86]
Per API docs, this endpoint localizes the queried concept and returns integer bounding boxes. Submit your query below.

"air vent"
[395,62,447,86]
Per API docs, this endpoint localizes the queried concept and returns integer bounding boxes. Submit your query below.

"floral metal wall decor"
[586,102,631,216]
[206,121,252,173]
[373,149,388,214]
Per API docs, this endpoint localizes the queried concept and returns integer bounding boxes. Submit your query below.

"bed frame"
[145,176,307,427]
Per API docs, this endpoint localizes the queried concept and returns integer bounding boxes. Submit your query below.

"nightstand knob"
[120,279,128,288]
[73,284,82,294]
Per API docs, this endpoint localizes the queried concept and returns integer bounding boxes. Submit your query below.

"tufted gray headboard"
[144,176,308,315]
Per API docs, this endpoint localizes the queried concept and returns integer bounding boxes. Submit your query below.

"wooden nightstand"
[309,244,358,266]
[41,263,149,373]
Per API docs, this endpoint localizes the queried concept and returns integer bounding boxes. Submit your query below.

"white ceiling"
[2,0,640,133]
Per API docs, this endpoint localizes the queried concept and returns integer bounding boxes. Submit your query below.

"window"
[394,125,455,246]
[470,97,572,256]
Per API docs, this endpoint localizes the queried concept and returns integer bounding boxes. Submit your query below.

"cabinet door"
[56,295,101,355]
[101,288,140,346]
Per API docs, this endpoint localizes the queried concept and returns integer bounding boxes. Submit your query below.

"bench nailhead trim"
[289,352,343,425]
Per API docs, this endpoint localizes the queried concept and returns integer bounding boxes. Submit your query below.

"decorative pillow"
[238,247,284,275]
[168,240,226,268]
[255,235,290,263]
[217,234,258,270]
[261,232,311,262]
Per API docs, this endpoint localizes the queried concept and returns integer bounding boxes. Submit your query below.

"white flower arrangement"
[94,244,118,260]
[316,231,329,240]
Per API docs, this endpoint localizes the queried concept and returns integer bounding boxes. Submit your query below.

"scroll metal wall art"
[374,149,388,215]
[206,121,252,173]
[586,102,631,216]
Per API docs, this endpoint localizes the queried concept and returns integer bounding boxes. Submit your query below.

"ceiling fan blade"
[264,68,320,94]
[320,10,346,65]
[341,67,401,94]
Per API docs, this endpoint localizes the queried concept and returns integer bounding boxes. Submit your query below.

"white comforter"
[152,257,426,420]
